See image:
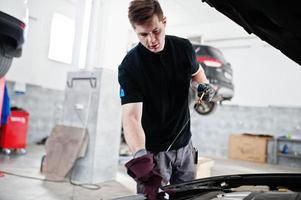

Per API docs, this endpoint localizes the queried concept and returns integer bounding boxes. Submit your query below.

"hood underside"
[202,0,301,65]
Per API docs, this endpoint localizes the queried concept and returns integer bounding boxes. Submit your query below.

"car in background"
[0,0,28,77]
[190,44,234,115]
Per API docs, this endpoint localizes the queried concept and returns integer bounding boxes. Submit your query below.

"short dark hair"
[128,0,164,28]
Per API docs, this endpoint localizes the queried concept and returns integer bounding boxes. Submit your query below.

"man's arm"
[122,102,145,154]
[122,102,164,199]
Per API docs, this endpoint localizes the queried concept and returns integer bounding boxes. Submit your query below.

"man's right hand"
[125,151,163,200]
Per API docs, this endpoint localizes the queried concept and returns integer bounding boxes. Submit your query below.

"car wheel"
[194,101,217,115]
[0,41,13,78]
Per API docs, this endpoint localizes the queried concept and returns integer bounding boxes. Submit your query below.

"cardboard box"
[196,157,214,178]
[229,133,273,163]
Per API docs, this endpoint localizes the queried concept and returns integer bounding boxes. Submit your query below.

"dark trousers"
[137,140,196,193]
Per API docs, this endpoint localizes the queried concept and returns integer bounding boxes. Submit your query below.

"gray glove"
[134,149,148,158]
[197,83,215,102]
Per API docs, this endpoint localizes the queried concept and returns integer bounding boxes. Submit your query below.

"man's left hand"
[197,83,215,102]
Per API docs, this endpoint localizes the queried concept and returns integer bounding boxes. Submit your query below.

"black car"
[191,44,234,115]
[0,2,28,77]
[114,174,301,200]
[202,0,301,66]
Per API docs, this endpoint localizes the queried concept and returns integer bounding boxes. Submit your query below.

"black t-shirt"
[118,35,199,152]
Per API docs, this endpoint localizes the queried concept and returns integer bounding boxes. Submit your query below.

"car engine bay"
[177,185,301,200]
[162,174,301,200]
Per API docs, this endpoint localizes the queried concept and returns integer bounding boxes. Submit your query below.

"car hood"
[201,0,301,66]
[113,173,301,200]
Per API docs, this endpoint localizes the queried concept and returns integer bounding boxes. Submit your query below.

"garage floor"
[1,145,301,200]
[0,145,133,200]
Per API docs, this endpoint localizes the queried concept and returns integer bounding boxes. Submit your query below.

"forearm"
[123,117,146,154]
[191,67,208,84]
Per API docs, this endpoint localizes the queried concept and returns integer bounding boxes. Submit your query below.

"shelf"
[277,138,301,143]
[277,152,301,159]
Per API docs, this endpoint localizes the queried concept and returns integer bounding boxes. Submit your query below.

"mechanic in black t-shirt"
[118,0,215,199]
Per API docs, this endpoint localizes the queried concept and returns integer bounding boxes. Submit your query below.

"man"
[118,0,215,199]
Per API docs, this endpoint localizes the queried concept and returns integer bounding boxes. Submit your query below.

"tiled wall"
[191,104,301,158]
[6,81,65,144]
[6,80,301,160]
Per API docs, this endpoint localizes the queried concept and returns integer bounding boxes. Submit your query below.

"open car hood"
[201,0,301,66]
[113,173,301,200]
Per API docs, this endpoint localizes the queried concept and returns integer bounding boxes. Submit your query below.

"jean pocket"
[192,147,198,164]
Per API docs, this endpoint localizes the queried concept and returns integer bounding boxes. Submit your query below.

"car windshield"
[207,47,226,63]
[194,45,227,63]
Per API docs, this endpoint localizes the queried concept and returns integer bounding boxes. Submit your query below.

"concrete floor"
[1,145,301,200]
[0,145,133,200]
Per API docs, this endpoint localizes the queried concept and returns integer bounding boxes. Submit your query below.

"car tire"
[0,42,13,78]
[194,101,218,115]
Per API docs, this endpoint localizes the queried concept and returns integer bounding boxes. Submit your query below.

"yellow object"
[196,157,215,179]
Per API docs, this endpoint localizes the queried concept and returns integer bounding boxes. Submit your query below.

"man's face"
[133,15,166,53]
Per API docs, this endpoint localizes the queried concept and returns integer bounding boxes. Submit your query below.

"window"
[48,13,75,64]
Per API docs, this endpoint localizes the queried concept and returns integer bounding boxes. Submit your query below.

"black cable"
[69,178,101,190]
[0,170,101,190]
[0,170,66,182]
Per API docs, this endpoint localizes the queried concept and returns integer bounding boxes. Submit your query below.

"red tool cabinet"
[0,110,29,153]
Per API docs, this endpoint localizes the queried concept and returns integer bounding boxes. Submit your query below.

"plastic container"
[0,109,29,154]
